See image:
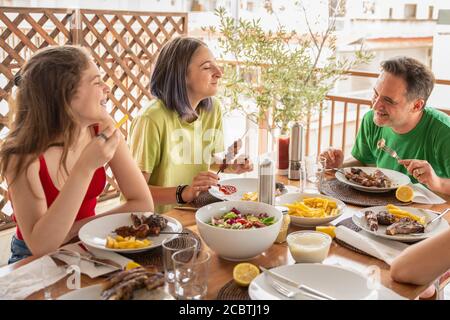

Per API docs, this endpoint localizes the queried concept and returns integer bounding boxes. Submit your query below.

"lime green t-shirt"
[352,107,450,183]
[128,98,224,213]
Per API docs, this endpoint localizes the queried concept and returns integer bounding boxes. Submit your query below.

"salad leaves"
[208,208,276,229]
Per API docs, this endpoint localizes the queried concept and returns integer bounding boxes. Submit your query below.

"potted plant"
[203,5,372,167]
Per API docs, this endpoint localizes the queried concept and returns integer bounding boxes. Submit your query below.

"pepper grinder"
[288,122,304,180]
[258,157,275,205]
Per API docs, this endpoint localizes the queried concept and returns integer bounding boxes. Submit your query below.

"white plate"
[352,206,449,242]
[249,264,376,300]
[209,178,297,202]
[57,284,174,300]
[335,167,410,193]
[276,193,345,227]
[78,213,182,253]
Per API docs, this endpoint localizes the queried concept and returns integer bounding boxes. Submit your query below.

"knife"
[58,250,122,270]
[259,266,336,300]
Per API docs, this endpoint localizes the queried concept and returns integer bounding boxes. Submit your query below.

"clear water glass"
[172,248,211,300]
[162,235,198,284]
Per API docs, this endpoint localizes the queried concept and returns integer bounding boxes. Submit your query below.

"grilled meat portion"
[114,214,168,239]
[377,211,396,225]
[114,225,136,238]
[101,267,164,300]
[144,214,168,230]
[386,219,425,235]
[345,168,392,188]
[365,210,379,231]
[131,213,144,228]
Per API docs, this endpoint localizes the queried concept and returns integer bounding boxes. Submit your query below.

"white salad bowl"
[195,201,283,261]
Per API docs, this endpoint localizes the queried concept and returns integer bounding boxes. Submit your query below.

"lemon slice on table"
[233,263,260,287]
[316,226,336,238]
[396,185,414,202]
[125,261,141,270]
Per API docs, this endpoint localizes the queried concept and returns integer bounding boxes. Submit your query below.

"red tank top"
[15,156,106,240]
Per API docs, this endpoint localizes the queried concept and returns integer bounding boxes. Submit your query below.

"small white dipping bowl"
[287,230,332,263]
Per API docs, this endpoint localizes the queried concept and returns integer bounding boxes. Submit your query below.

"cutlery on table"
[159,231,189,235]
[270,279,327,300]
[174,206,198,211]
[326,167,346,175]
[57,249,122,270]
[410,208,450,235]
[259,266,336,300]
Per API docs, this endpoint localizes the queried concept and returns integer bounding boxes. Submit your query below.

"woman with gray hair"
[128,36,252,213]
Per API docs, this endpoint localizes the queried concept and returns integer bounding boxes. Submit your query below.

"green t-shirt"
[352,107,450,183]
[128,98,224,213]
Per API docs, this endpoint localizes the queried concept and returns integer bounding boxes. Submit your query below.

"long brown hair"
[0,45,92,184]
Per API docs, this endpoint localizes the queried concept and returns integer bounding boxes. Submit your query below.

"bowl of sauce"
[287,231,332,263]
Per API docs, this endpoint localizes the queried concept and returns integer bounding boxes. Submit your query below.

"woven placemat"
[334,218,371,257]
[191,191,222,208]
[217,280,251,300]
[320,178,409,207]
[120,228,202,272]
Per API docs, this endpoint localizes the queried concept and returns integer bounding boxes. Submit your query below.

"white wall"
[345,0,447,20]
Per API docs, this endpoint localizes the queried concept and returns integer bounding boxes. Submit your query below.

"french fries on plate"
[284,197,339,218]
[106,235,152,249]
[386,204,426,225]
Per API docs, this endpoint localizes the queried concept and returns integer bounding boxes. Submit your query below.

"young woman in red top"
[0,45,153,263]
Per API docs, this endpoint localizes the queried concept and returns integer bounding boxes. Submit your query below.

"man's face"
[371,72,419,130]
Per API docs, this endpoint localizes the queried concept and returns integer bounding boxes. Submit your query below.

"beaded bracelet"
[176,185,189,204]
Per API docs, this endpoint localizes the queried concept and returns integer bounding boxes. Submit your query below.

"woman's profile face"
[70,60,110,126]
[186,45,222,104]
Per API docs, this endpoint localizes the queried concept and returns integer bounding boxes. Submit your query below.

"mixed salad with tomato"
[208,208,275,229]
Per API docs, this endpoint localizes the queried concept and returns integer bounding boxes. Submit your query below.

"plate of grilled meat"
[336,167,410,193]
[79,213,183,253]
[58,266,174,300]
[352,205,449,242]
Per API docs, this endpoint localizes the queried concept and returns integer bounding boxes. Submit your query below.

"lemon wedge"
[395,185,414,202]
[316,226,336,238]
[233,263,260,287]
[125,261,141,270]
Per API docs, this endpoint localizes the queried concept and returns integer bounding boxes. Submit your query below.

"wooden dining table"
[1,174,449,300]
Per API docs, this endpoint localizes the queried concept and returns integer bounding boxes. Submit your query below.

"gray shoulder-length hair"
[150,36,212,121]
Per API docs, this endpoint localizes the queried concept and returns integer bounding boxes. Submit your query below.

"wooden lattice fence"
[0,6,187,225]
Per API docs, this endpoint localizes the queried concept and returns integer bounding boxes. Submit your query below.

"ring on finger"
[97,132,108,141]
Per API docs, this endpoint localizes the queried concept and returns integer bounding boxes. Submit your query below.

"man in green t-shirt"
[320,56,450,195]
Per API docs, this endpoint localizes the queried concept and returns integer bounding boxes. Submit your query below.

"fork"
[58,249,122,270]
[325,167,346,175]
[409,208,450,236]
[377,139,401,161]
[216,129,251,175]
[271,279,328,300]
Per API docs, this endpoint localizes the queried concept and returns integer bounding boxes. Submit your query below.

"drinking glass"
[305,156,327,191]
[162,235,198,284]
[172,248,211,300]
